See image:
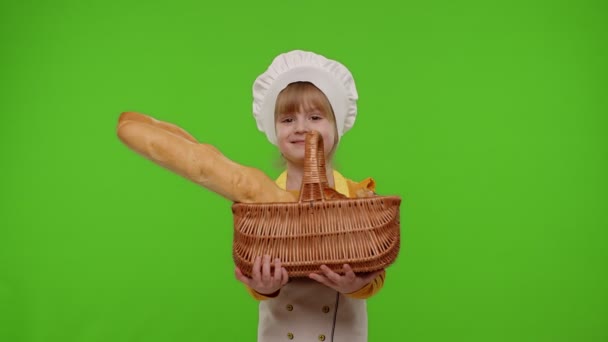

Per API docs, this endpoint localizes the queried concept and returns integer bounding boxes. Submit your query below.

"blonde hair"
[275,81,334,119]
[273,82,340,167]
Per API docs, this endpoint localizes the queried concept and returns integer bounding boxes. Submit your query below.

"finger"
[343,264,356,281]
[309,273,334,288]
[320,265,342,284]
[273,258,282,283]
[252,256,262,282]
[262,255,271,283]
[281,267,289,286]
[234,267,251,286]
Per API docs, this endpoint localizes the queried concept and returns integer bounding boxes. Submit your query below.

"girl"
[234,50,387,342]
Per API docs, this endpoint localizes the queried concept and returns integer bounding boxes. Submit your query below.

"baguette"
[117,112,297,204]
[118,112,199,143]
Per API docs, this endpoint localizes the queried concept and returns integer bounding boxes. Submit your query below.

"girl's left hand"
[309,264,382,294]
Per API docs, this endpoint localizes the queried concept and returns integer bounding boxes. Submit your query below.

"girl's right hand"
[235,255,289,296]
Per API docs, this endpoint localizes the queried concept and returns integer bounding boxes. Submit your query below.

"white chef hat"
[252,50,358,145]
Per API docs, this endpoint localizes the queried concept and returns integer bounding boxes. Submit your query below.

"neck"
[285,161,335,191]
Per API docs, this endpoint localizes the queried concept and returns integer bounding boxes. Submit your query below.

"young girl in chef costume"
[235,50,386,342]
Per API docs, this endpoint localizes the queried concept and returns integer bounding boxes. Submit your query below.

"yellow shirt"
[245,170,387,300]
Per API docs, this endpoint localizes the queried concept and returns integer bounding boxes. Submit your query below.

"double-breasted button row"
[286,304,331,313]
[286,332,324,340]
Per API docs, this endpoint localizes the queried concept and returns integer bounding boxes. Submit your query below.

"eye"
[280,117,294,123]
[310,114,324,121]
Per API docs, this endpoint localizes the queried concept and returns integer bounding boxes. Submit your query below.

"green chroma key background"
[0,0,606,341]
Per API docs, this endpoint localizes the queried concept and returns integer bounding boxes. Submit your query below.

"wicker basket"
[232,131,401,277]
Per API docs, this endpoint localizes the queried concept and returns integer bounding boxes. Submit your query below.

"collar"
[275,169,350,197]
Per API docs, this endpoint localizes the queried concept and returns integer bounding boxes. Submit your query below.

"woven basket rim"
[232,195,402,207]
[233,237,399,267]
[234,220,398,239]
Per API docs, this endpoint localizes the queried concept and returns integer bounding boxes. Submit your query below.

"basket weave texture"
[232,131,401,277]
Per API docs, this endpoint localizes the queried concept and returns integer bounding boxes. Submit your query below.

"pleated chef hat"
[252,50,359,145]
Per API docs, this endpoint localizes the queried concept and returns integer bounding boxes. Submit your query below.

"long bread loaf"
[117,112,296,203]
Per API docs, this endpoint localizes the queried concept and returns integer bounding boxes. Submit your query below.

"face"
[275,107,337,167]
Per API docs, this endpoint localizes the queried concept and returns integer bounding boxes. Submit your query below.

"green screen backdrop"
[1,0,606,341]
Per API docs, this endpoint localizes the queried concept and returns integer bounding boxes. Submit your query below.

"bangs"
[274,82,334,120]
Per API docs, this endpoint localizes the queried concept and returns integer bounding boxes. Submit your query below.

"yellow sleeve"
[345,269,386,299]
[244,285,280,301]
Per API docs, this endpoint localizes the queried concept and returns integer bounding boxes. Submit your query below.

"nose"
[295,119,310,133]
